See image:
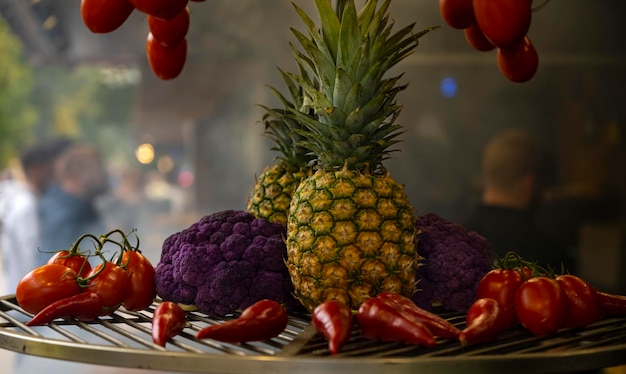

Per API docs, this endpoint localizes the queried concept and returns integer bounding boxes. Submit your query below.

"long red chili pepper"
[152,301,187,347]
[596,291,626,316]
[357,296,437,347]
[459,298,507,346]
[377,292,461,339]
[196,299,288,343]
[26,292,102,326]
[312,300,353,355]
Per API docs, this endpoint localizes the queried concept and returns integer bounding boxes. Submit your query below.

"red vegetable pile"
[310,252,626,354]
[16,227,626,353]
[79,0,206,80]
[439,0,549,83]
[462,252,626,344]
[16,229,157,325]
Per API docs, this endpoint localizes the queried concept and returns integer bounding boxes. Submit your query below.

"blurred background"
[1,0,625,286]
[0,0,625,372]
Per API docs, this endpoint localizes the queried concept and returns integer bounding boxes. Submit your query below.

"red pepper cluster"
[473,269,626,340]
[148,299,288,348]
[313,282,626,353]
[79,0,206,80]
[16,229,157,326]
[313,293,461,354]
[463,252,626,344]
[439,0,547,83]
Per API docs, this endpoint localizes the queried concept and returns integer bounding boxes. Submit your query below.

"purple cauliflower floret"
[411,213,495,313]
[154,210,302,316]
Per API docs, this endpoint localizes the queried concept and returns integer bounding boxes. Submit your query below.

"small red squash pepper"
[152,301,187,347]
[357,296,437,347]
[312,300,353,354]
[377,293,461,339]
[596,291,626,316]
[196,299,288,343]
[459,298,507,346]
[26,292,102,326]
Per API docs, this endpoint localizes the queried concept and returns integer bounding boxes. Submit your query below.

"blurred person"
[0,138,74,295]
[462,128,573,272]
[38,142,110,256]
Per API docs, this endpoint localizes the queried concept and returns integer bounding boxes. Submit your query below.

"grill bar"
[1,295,625,373]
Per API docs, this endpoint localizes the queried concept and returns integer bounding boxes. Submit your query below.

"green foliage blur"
[0,16,136,172]
[0,16,37,168]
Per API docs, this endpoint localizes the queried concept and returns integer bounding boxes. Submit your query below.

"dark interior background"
[2,0,625,290]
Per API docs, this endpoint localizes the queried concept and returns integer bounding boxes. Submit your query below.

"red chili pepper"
[356,297,437,347]
[26,292,102,326]
[152,301,187,347]
[196,299,288,343]
[596,291,626,316]
[377,292,461,339]
[459,298,507,346]
[312,300,353,355]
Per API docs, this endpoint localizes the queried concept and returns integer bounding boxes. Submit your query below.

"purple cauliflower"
[155,210,302,316]
[411,213,495,313]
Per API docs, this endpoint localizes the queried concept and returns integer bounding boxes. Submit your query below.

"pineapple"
[285,0,436,312]
[246,66,315,227]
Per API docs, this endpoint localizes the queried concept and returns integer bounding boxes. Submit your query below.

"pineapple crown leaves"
[288,0,438,170]
[257,63,316,170]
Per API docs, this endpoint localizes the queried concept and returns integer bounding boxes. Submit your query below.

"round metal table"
[1,295,625,373]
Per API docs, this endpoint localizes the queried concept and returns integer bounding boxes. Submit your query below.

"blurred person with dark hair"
[38,142,110,256]
[463,128,573,272]
[0,137,74,294]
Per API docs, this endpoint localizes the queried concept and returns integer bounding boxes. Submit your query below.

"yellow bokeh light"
[135,143,155,164]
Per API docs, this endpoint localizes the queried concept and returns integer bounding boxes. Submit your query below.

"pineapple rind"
[287,167,417,311]
[246,164,306,227]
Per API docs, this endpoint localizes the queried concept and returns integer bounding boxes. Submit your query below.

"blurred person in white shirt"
[0,138,73,295]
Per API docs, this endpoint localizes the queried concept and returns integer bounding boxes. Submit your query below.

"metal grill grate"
[1,295,626,374]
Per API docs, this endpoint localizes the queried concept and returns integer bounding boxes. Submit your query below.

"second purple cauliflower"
[412,213,495,313]
[155,210,301,316]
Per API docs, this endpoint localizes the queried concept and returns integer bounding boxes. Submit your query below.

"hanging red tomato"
[497,36,538,83]
[473,0,532,47]
[146,33,188,81]
[439,0,475,30]
[464,22,494,52]
[81,0,134,34]
[148,7,190,47]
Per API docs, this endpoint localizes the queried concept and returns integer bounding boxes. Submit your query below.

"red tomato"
[16,264,81,314]
[80,0,135,34]
[514,276,565,335]
[473,0,531,47]
[85,261,130,316]
[48,250,92,278]
[439,0,475,30]
[130,0,188,20]
[156,0,188,20]
[148,7,190,47]
[475,268,528,328]
[129,0,165,15]
[497,36,538,83]
[119,250,157,311]
[464,22,494,52]
[146,33,187,80]
[556,274,602,328]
